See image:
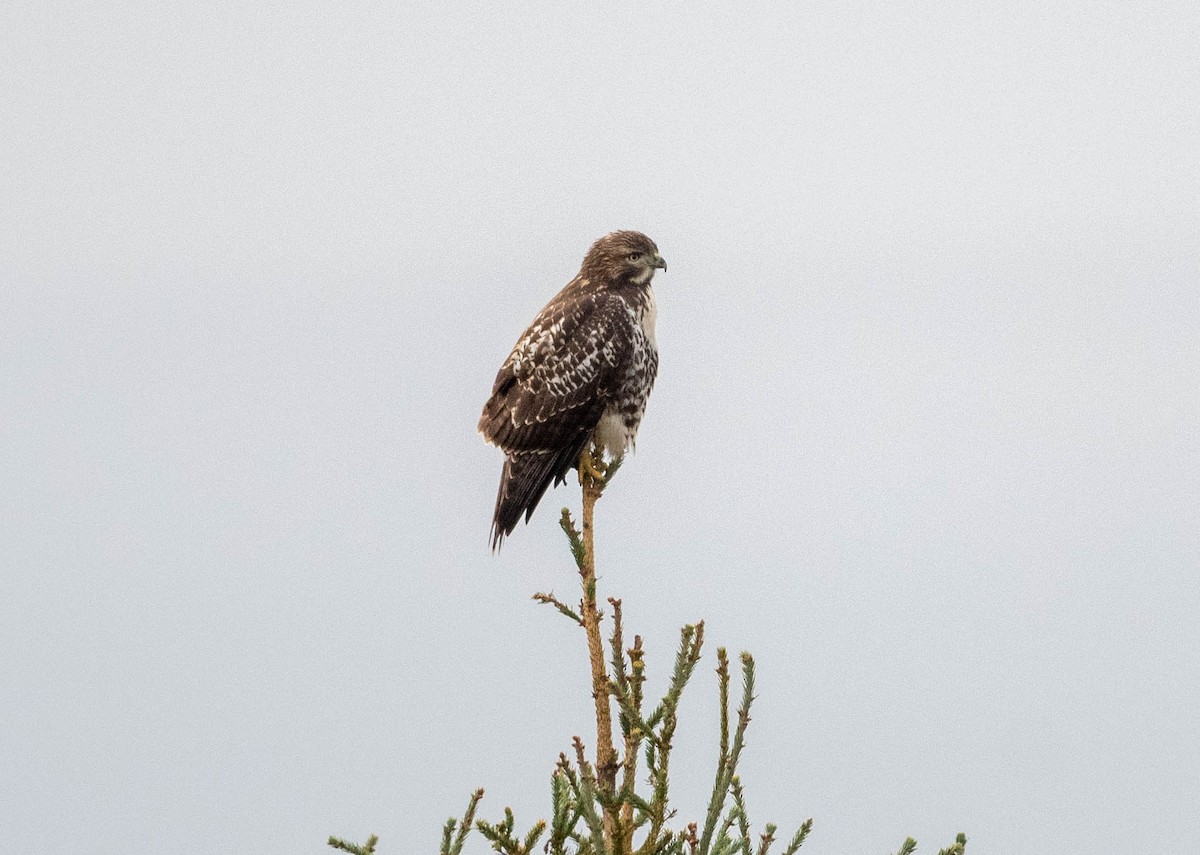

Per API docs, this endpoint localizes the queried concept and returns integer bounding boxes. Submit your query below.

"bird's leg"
[578,442,608,487]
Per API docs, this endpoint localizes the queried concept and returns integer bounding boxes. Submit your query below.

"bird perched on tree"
[479,231,667,549]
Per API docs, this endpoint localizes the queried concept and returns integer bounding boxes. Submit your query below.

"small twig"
[533,591,584,626]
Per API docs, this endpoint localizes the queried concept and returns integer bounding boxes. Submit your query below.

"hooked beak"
[654,255,667,271]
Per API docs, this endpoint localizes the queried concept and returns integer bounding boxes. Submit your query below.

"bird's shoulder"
[504,280,636,380]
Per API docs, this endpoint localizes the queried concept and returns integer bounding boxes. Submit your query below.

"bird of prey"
[479,231,667,548]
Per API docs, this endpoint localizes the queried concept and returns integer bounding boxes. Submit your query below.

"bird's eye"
[628,252,642,261]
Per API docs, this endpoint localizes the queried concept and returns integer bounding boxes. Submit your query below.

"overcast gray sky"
[3,1,1198,853]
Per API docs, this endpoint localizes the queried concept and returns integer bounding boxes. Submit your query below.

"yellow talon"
[578,444,607,485]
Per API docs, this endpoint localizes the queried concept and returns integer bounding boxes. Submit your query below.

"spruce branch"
[683,823,700,855]
[609,598,632,719]
[637,708,673,855]
[439,788,484,855]
[780,819,812,855]
[560,508,586,570]
[628,635,647,723]
[476,804,547,855]
[716,649,730,769]
[569,739,612,855]
[524,820,549,853]
[620,786,654,820]
[730,777,751,855]
[647,622,705,730]
[609,598,648,855]
[609,599,650,758]
[327,834,378,855]
[698,652,755,855]
[549,769,583,855]
[935,833,968,855]
[755,824,777,855]
[634,624,706,855]
[475,807,514,853]
[534,590,584,626]
[330,438,965,855]
[710,803,741,855]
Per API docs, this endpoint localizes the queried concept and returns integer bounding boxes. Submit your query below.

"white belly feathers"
[594,408,629,459]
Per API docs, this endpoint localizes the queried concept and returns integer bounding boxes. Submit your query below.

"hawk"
[479,231,667,548]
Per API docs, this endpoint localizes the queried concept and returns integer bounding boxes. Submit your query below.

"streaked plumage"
[479,231,666,549]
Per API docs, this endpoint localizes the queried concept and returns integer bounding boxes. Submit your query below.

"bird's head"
[583,231,667,286]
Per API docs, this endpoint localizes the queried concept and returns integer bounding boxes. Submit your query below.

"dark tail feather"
[491,438,588,550]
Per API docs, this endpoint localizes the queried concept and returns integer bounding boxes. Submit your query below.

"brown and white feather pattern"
[479,231,665,548]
